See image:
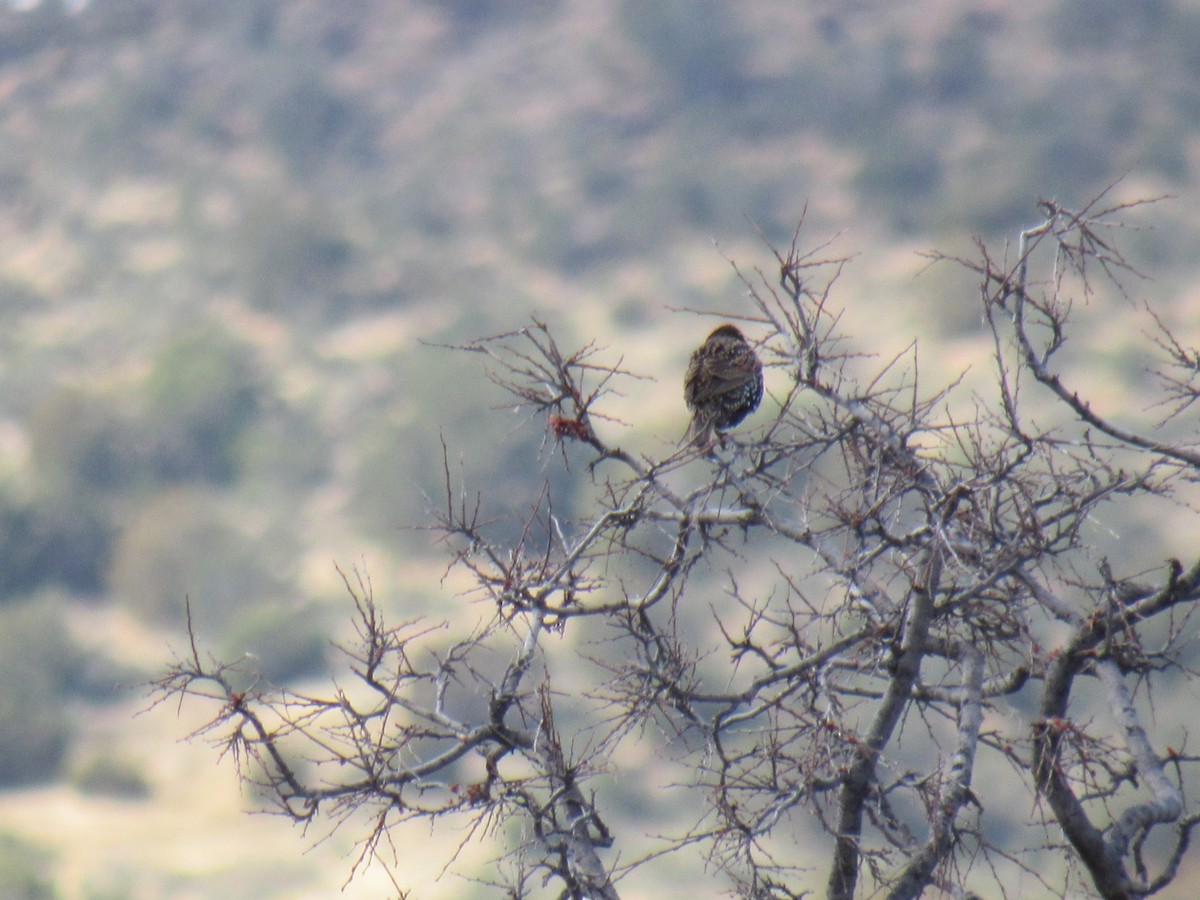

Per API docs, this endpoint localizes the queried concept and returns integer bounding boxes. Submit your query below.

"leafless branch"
[154,193,1200,899]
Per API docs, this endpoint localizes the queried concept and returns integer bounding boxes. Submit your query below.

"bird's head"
[707,323,746,343]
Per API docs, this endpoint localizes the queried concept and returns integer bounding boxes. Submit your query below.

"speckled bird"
[683,323,763,447]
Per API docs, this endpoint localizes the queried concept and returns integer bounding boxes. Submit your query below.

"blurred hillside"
[1,0,1200,896]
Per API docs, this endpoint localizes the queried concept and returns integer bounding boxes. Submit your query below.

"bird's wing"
[685,353,758,405]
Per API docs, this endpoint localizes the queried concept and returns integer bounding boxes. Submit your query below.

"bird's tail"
[679,414,713,449]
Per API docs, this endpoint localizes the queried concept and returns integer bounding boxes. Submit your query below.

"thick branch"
[886,641,983,899]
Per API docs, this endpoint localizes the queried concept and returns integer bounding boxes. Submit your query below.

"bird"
[683,323,763,447]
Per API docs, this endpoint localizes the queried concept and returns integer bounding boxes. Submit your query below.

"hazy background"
[1,0,1199,896]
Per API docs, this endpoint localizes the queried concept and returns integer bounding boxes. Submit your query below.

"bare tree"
[152,191,1200,898]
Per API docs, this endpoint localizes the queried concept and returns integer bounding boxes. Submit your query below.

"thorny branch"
[154,196,1200,898]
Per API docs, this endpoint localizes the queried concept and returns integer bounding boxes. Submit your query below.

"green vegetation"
[0,487,113,597]
[0,601,83,785]
[71,751,151,800]
[106,488,286,633]
[218,601,329,687]
[233,194,357,317]
[139,328,263,484]
[0,833,54,900]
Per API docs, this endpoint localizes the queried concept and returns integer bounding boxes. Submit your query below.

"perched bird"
[683,323,763,447]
